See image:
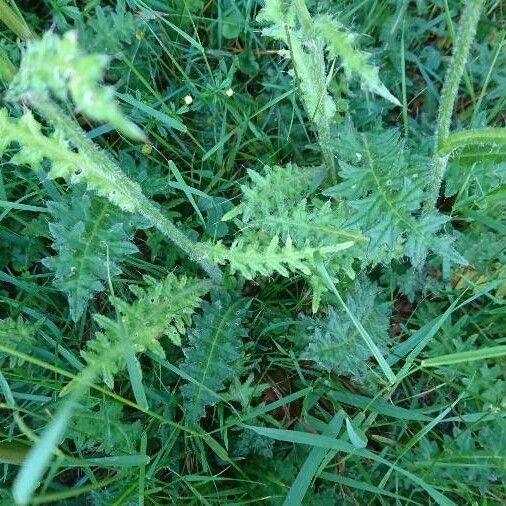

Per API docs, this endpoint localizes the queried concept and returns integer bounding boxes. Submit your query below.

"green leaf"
[304,279,392,383]
[439,127,506,157]
[235,164,363,247]
[42,189,140,321]
[0,317,36,367]
[421,345,506,368]
[0,442,29,466]
[204,235,354,280]
[345,417,368,449]
[82,274,210,388]
[7,31,145,140]
[222,11,243,39]
[244,424,457,506]
[0,0,33,40]
[325,125,466,266]
[67,400,141,454]
[238,49,260,77]
[283,411,345,506]
[180,292,250,425]
[314,15,400,105]
[0,106,223,282]
[13,402,74,506]
[315,262,396,384]
[0,109,143,213]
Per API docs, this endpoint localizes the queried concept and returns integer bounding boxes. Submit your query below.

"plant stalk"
[0,11,223,284]
[32,98,223,283]
[292,0,337,181]
[438,127,506,157]
[0,14,222,282]
[425,0,484,211]
[292,0,313,32]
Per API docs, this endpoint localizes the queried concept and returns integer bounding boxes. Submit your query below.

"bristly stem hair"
[0,24,224,283]
[291,0,337,180]
[426,0,484,211]
[33,98,224,283]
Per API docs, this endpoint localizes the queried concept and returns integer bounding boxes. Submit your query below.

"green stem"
[442,0,475,103]
[0,17,222,282]
[33,99,223,283]
[291,0,336,181]
[425,0,484,211]
[0,0,34,40]
[435,0,484,148]
[292,0,313,32]
[438,127,506,157]
[308,52,337,183]
[313,48,336,181]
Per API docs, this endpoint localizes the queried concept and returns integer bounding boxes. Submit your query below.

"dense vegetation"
[0,0,504,504]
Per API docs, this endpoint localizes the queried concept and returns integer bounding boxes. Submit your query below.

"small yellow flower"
[135,30,145,41]
[184,95,193,105]
[142,143,152,155]
[225,88,234,97]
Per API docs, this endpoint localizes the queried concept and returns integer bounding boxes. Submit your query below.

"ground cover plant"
[0,0,504,504]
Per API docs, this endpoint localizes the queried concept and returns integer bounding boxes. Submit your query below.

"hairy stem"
[425,0,484,211]
[0,15,222,282]
[292,0,313,31]
[33,98,223,283]
[292,0,336,181]
[313,51,336,181]
[438,127,506,157]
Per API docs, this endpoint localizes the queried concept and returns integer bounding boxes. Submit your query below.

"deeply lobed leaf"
[81,274,211,388]
[6,31,144,140]
[304,279,391,382]
[0,109,146,213]
[180,291,250,425]
[42,188,141,321]
[203,235,355,280]
[325,125,466,266]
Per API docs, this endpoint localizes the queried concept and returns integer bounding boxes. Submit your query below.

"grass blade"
[316,259,396,384]
[283,411,344,506]
[12,402,73,505]
[243,424,457,506]
[0,0,33,40]
[421,345,506,367]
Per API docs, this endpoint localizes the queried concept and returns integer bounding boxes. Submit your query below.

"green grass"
[0,0,505,505]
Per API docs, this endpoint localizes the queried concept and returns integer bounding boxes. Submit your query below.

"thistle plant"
[0,32,223,282]
[257,0,399,178]
[0,2,505,505]
[426,0,485,210]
